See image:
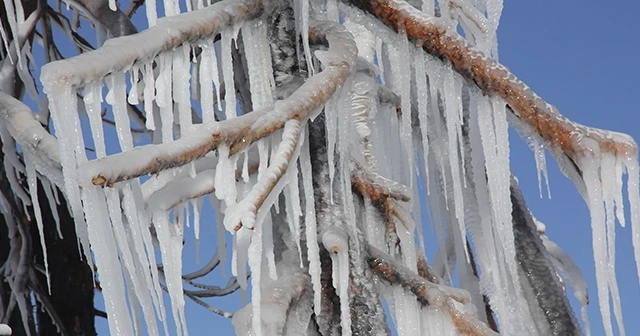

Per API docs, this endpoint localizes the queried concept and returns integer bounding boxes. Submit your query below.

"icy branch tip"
[322,227,348,254]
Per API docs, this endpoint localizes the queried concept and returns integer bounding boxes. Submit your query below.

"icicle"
[485,0,504,59]
[220,28,238,119]
[83,187,134,335]
[442,64,467,261]
[533,136,551,198]
[625,155,640,289]
[106,72,134,151]
[300,136,321,315]
[420,306,457,336]
[25,153,50,292]
[174,44,193,135]
[242,19,274,110]
[41,83,93,280]
[214,144,238,211]
[2,0,22,68]
[128,66,140,105]
[248,212,264,336]
[107,188,160,336]
[199,40,217,123]
[468,90,524,333]
[156,52,174,142]
[414,51,430,192]
[300,0,314,75]
[143,61,157,130]
[263,211,277,280]
[40,177,62,238]
[285,178,304,266]
[582,155,614,336]
[234,228,252,289]
[324,90,339,204]
[192,197,202,242]
[601,153,625,336]
[322,228,351,336]
[210,197,228,276]
[395,28,415,189]
[152,212,188,336]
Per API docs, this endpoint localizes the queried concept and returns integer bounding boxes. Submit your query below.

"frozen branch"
[345,0,638,168]
[224,119,302,231]
[79,20,357,187]
[351,164,410,203]
[366,245,498,336]
[40,0,264,90]
[0,92,60,169]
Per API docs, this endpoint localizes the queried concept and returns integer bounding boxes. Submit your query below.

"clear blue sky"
[89,1,640,335]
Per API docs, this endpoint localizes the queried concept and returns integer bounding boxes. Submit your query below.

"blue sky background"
[81,0,640,335]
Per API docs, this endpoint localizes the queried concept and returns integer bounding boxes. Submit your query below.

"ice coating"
[322,227,351,336]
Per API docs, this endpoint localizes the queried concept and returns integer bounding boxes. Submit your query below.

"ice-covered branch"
[345,0,638,165]
[366,245,498,336]
[40,0,264,90]
[0,92,60,170]
[351,165,410,203]
[79,20,357,186]
[223,119,302,231]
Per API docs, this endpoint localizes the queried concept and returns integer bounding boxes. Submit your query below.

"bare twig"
[125,0,145,18]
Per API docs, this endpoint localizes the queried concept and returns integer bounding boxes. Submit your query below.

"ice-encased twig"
[77,21,358,187]
[366,245,497,336]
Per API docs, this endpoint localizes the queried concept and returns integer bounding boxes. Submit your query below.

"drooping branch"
[78,20,357,187]
[345,0,638,165]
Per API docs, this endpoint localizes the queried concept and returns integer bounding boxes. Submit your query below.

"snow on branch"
[78,20,358,187]
[366,245,498,336]
[40,0,264,90]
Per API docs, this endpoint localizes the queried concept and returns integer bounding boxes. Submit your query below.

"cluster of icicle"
[0,0,631,335]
